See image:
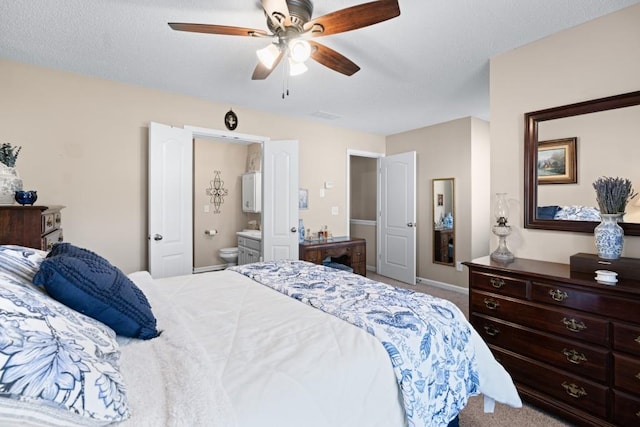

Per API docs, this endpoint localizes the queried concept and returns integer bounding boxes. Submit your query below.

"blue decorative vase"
[15,190,37,205]
[594,213,624,260]
[299,219,305,243]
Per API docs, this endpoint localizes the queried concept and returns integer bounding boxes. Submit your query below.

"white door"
[262,140,299,261]
[379,151,416,284]
[148,122,193,278]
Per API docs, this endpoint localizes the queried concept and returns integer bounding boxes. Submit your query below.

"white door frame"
[346,149,384,273]
[149,124,270,277]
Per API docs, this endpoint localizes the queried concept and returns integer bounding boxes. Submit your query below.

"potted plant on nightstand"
[0,143,23,205]
[592,176,638,259]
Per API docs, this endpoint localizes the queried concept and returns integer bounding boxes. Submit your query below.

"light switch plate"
[331,206,339,215]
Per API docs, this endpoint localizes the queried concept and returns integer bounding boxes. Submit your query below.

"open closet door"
[262,140,299,261]
[379,151,417,284]
[148,122,193,278]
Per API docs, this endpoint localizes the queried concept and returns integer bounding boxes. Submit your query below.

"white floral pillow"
[0,272,130,426]
[0,245,47,285]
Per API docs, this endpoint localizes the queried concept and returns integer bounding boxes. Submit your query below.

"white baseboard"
[193,264,227,274]
[416,276,469,295]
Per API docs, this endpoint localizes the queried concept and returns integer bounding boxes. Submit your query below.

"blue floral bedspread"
[230,260,479,427]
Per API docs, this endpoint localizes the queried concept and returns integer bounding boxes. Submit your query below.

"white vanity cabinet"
[242,172,261,213]
[237,232,262,265]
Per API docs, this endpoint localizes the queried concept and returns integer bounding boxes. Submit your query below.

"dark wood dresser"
[434,228,454,263]
[464,256,640,427]
[0,205,64,250]
[299,237,366,276]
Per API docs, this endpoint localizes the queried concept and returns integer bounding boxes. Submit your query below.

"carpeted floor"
[367,272,574,427]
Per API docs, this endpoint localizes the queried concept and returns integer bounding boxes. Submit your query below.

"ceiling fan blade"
[261,0,291,28]
[309,41,360,76]
[252,51,285,80]
[303,0,400,37]
[168,22,269,37]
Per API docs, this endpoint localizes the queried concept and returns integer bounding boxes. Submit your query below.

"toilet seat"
[220,247,238,254]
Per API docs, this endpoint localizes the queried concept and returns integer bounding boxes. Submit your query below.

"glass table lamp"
[491,193,515,262]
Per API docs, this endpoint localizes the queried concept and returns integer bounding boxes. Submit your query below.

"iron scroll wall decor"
[206,171,229,213]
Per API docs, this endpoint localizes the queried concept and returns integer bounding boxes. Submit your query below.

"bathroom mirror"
[433,178,455,266]
[524,90,640,235]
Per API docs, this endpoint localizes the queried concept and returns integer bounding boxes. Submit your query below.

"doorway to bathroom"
[148,123,299,279]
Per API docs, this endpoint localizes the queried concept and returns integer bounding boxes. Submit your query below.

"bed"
[537,205,601,221]
[0,244,521,427]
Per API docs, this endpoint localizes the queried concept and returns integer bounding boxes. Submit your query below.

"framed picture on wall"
[537,137,577,184]
[299,189,309,209]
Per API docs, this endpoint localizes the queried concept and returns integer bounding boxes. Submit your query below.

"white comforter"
[118,270,520,427]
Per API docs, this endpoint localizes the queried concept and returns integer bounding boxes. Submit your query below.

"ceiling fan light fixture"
[288,58,308,76]
[256,43,281,69]
[288,39,311,63]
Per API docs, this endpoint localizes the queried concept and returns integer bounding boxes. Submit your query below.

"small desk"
[299,237,366,276]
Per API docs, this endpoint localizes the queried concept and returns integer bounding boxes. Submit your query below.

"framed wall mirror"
[524,90,640,235]
[433,178,455,265]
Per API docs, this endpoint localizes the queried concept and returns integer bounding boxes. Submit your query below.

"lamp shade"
[289,39,311,63]
[256,43,281,69]
[288,58,308,76]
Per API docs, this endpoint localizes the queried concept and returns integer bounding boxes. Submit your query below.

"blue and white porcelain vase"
[0,164,23,205]
[594,213,624,260]
[299,218,305,243]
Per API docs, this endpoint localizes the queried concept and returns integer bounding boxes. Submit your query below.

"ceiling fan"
[168,0,401,80]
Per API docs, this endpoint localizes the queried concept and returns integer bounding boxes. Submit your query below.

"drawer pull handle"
[483,298,500,310]
[562,382,587,399]
[562,317,587,333]
[562,348,587,365]
[483,325,500,337]
[635,372,640,381]
[490,278,505,289]
[549,289,568,302]
[635,336,640,345]
[46,218,54,227]
[636,411,640,419]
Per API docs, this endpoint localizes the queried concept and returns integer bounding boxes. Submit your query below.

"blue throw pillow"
[537,205,561,219]
[33,247,160,340]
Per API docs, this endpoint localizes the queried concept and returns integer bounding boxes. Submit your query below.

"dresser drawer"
[41,212,60,234]
[531,281,640,324]
[613,389,640,427]
[614,322,640,357]
[42,229,63,251]
[471,291,609,346]
[614,352,640,395]
[470,272,527,298]
[472,313,609,382]
[301,249,323,264]
[493,347,609,419]
[238,236,261,251]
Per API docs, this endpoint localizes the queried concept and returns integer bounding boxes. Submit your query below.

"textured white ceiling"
[1,0,638,135]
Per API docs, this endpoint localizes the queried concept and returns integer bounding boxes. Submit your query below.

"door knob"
[407,222,416,227]
[153,234,163,241]
[290,227,297,233]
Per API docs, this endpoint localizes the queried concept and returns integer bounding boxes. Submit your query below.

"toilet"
[219,247,238,267]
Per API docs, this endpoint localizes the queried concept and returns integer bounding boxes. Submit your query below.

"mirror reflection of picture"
[537,137,577,184]
[299,188,308,210]
[437,194,444,206]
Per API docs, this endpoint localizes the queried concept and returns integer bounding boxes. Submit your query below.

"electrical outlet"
[331,206,339,215]
[319,188,325,198]
[456,261,463,272]
[204,205,210,213]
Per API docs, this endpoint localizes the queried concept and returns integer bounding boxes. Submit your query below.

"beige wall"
[350,156,377,221]
[490,3,640,263]
[386,117,490,288]
[1,59,384,273]
[193,138,248,269]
